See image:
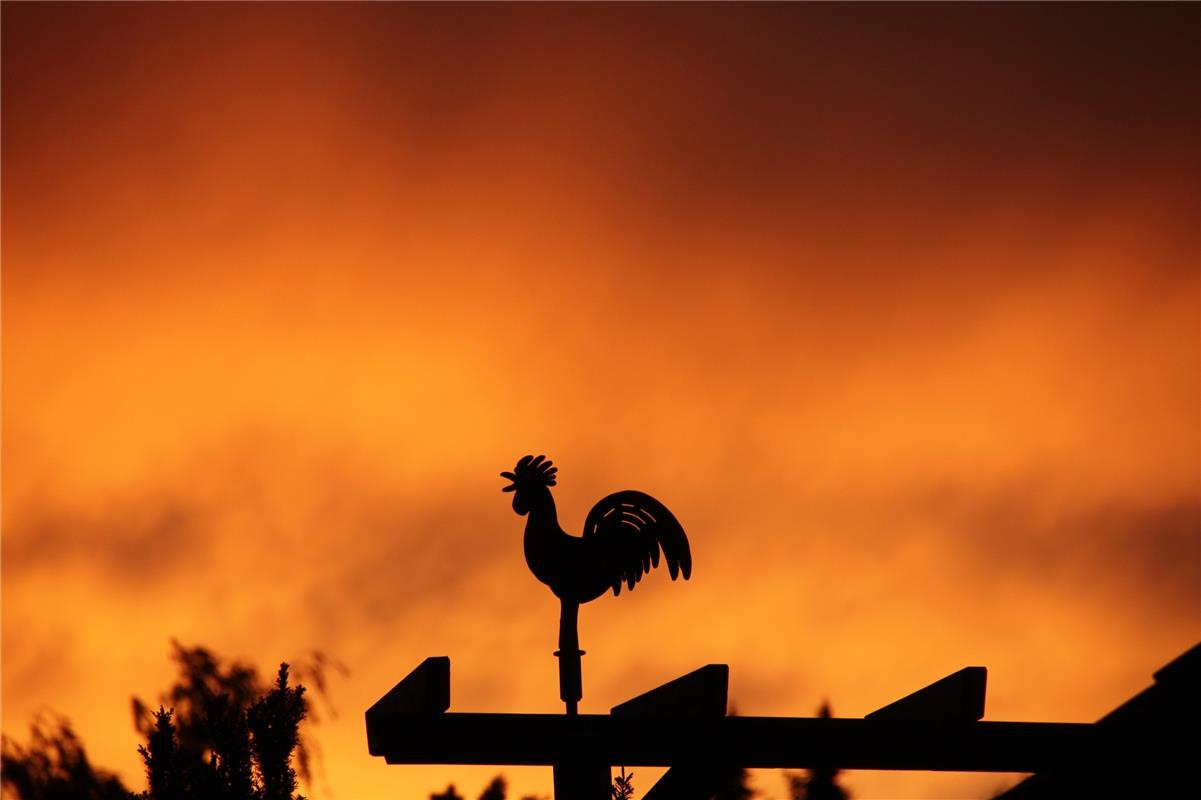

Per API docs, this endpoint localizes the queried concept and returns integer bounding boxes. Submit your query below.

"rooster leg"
[554,598,584,715]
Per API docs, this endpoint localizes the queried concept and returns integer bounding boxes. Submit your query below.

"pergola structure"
[366,643,1198,799]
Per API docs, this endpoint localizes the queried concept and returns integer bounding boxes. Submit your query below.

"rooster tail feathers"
[661,513,691,581]
[584,490,692,595]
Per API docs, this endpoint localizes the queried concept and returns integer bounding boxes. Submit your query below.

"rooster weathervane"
[501,454,692,714]
[369,457,1195,798]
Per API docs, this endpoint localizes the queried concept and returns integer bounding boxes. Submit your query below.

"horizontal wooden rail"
[368,712,1102,772]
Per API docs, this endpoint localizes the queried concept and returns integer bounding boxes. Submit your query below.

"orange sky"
[3,4,1198,799]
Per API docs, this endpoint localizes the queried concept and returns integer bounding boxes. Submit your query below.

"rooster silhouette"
[501,454,691,713]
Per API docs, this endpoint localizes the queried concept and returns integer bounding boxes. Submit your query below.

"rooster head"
[500,454,557,515]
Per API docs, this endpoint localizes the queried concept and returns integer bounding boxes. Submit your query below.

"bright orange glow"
[3,4,1198,799]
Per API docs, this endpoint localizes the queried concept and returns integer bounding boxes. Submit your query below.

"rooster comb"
[500,454,558,491]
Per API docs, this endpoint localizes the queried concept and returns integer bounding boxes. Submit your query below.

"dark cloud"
[2,439,519,638]
[3,499,210,588]
[907,484,1201,619]
[300,497,514,635]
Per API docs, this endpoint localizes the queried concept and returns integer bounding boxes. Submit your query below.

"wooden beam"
[366,712,1100,772]
[551,757,610,800]
[993,642,1200,799]
[866,667,987,723]
[643,762,723,800]
[365,656,450,756]
[610,665,728,800]
[611,664,729,718]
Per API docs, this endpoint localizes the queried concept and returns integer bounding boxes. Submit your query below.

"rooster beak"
[500,471,517,492]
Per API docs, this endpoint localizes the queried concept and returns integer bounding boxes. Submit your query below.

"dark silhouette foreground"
[428,775,551,800]
[0,716,129,800]
[2,642,338,800]
[785,703,850,800]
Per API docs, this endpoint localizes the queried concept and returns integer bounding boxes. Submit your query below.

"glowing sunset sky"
[3,4,1198,799]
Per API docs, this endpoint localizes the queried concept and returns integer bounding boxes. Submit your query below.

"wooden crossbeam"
[611,665,728,800]
[611,664,729,719]
[368,644,1199,794]
[867,666,987,723]
[365,656,450,756]
[367,712,1098,772]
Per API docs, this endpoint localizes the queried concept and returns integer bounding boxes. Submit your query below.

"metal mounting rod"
[556,599,583,715]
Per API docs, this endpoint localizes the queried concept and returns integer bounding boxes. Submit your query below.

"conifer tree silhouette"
[138,708,186,800]
[247,665,307,800]
[610,767,635,800]
[2,642,334,800]
[205,693,254,800]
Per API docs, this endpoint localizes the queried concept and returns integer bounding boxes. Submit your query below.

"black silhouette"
[426,775,545,800]
[785,704,849,800]
[2,642,335,800]
[712,765,755,800]
[477,776,506,800]
[711,708,755,800]
[0,715,130,800]
[369,643,1201,798]
[365,464,1201,797]
[137,664,307,800]
[610,767,634,800]
[501,455,691,714]
[991,643,1200,798]
[132,641,340,797]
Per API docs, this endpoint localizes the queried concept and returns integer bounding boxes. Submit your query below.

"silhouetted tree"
[132,662,309,800]
[133,642,260,750]
[713,766,755,800]
[130,640,341,797]
[0,715,131,800]
[784,703,849,800]
[611,767,634,800]
[2,643,336,800]
[138,709,185,800]
[477,776,506,800]
[247,665,307,800]
[426,777,554,800]
[204,693,254,800]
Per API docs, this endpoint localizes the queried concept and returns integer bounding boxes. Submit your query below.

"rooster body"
[502,454,692,713]
[505,455,692,603]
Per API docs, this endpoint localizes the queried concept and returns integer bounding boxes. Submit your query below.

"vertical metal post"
[555,600,583,715]
[552,601,606,797]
